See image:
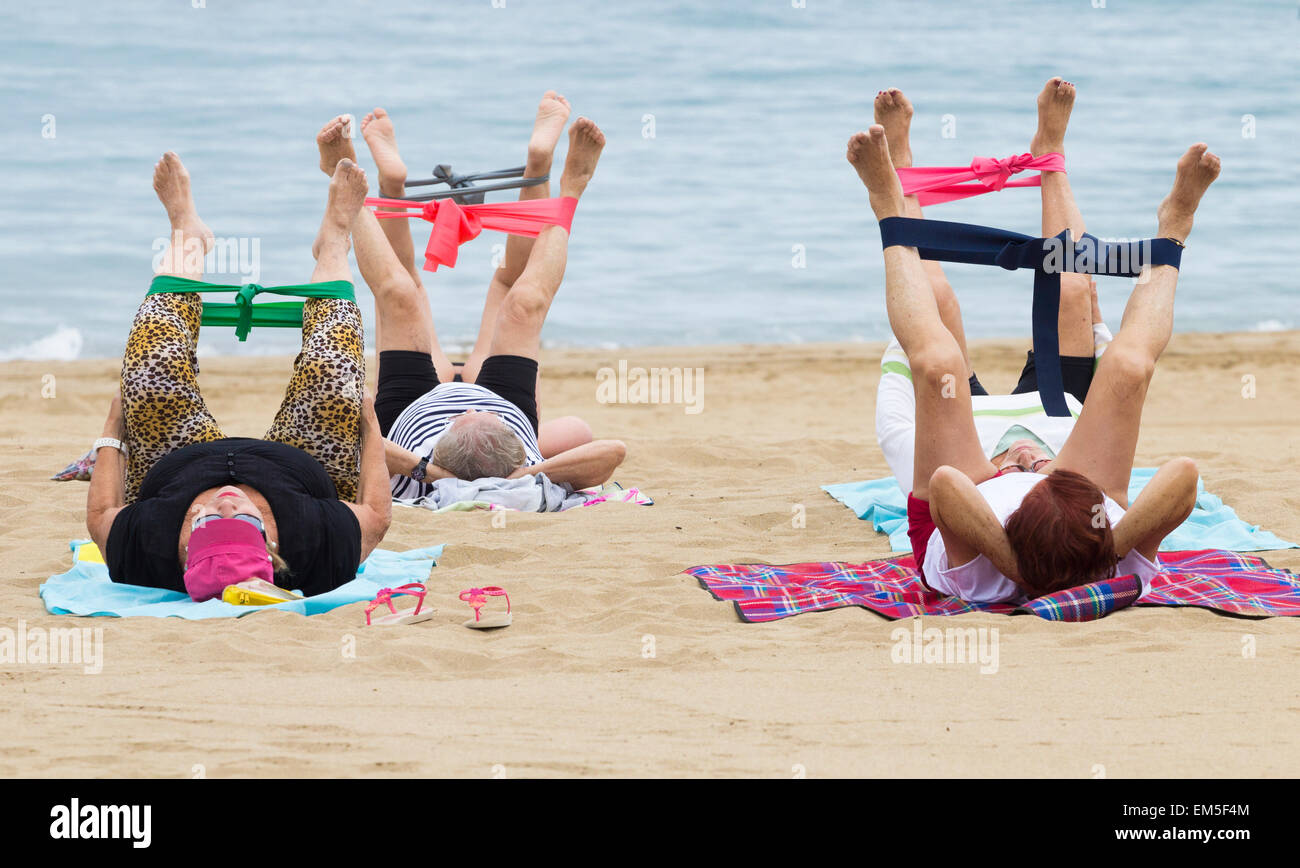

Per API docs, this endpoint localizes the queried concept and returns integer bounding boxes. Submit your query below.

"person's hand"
[360,389,380,440]
[101,389,126,440]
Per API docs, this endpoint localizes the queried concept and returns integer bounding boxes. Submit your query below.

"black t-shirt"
[106,438,362,597]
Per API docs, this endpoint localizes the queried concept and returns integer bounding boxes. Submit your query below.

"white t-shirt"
[922,472,1160,604]
[876,338,1082,495]
[387,383,544,499]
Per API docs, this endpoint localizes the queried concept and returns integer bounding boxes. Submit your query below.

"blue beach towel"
[39,540,444,620]
[823,470,1295,554]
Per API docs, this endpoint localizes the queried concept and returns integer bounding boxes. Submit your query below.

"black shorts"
[375,350,540,437]
[1010,350,1096,406]
[969,352,1095,405]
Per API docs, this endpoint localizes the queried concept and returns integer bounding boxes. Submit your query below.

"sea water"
[1,0,1296,360]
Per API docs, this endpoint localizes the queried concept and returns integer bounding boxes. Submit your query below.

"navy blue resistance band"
[879,217,1183,417]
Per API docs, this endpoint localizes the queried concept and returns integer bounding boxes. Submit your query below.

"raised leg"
[264,160,369,500]
[1030,77,1096,357]
[318,115,454,374]
[487,117,603,361]
[121,153,224,502]
[464,91,571,382]
[360,109,422,286]
[876,88,975,377]
[1051,144,1221,505]
[847,125,995,500]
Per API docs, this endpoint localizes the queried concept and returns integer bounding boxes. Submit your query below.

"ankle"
[525,149,554,178]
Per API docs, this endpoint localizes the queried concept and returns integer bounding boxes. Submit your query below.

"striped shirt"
[387,382,544,500]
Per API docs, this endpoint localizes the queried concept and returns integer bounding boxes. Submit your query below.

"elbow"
[927,464,964,499]
[1170,455,1200,510]
[1169,455,1198,483]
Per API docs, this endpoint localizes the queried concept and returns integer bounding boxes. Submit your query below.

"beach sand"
[2,332,1298,778]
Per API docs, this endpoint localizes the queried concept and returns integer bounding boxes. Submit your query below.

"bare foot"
[873,88,914,169]
[1156,144,1221,243]
[361,108,407,197]
[152,151,213,254]
[317,114,357,176]
[313,158,368,259]
[527,90,571,173]
[1030,77,1075,157]
[559,117,604,199]
[846,126,905,220]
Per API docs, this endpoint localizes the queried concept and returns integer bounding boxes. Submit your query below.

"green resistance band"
[146,275,356,341]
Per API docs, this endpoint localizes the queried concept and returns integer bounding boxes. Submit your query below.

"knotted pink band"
[896,152,1065,206]
[365,196,578,272]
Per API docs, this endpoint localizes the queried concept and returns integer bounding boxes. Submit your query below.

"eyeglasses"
[191,513,267,539]
[994,457,1053,477]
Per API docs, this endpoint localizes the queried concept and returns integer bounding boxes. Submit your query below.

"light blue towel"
[40,541,444,620]
[823,470,1296,554]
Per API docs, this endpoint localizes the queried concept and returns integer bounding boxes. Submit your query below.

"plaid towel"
[684,550,1300,623]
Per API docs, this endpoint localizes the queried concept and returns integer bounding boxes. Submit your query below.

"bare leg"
[1029,78,1096,357]
[318,116,453,370]
[308,158,364,284]
[1032,78,1086,242]
[463,91,571,382]
[360,109,421,284]
[847,125,994,500]
[152,152,214,280]
[488,118,602,361]
[354,109,456,382]
[876,88,975,377]
[1052,144,1221,505]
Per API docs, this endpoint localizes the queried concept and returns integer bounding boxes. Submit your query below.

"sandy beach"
[2,331,1298,778]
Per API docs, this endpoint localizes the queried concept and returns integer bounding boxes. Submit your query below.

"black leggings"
[375,350,540,436]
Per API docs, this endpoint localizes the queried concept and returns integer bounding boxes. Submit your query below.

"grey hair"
[432,415,526,480]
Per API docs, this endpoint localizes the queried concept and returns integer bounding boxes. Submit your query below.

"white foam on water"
[1251,319,1291,332]
[0,325,84,362]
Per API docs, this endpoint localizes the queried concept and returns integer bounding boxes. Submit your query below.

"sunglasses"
[994,457,1053,477]
[191,513,267,539]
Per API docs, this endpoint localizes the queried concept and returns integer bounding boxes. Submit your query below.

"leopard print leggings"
[120,290,364,503]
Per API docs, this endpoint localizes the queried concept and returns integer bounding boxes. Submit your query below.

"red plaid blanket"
[684,550,1300,623]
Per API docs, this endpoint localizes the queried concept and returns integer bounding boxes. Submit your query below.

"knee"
[1101,345,1155,394]
[499,286,549,329]
[1059,274,1093,313]
[910,346,967,391]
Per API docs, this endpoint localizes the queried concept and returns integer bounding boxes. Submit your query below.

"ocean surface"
[1,0,1296,361]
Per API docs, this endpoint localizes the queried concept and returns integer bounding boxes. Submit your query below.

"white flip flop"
[365,584,436,626]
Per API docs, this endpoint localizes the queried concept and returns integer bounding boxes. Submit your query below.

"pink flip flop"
[365,583,436,626]
[459,586,512,629]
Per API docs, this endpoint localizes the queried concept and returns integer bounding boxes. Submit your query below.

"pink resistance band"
[365,196,578,272]
[896,152,1065,206]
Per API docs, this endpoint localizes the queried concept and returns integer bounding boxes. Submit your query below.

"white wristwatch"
[93,437,128,457]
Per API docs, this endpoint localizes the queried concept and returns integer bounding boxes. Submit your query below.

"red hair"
[1004,469,1117,596]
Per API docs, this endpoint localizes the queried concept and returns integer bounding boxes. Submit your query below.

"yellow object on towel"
[221,580,301,606]
[75,543,106,565]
